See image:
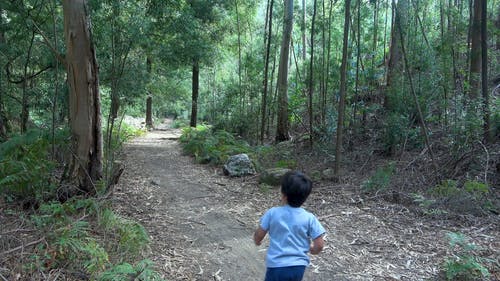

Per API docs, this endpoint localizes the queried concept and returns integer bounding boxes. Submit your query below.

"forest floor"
[112,119,499,281]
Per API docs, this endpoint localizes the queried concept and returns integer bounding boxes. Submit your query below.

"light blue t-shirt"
[260,205,325,268]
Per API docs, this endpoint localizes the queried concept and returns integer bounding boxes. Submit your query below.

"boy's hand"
[309,235,324,255]
[253,227,267,246]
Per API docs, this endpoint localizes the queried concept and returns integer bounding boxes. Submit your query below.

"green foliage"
[99,260,162,281]
[99,208,150,257]
[171,118,189,129]
[463,181,489,196]
[0,129,66,202]
[381,113,422,154]
[410,193,448,216]
[30,200,108,275]
[429,180,461,197]
[362,163,395,191]
[275,159,297,169]
[429,179,490,200]
[443,232,491,280]
[28,199,152,278]
[179,125,252,165]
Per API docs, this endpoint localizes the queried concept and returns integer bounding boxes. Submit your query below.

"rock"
[223,154,256,177]
[258,168,292,186]
[321,168,336,180]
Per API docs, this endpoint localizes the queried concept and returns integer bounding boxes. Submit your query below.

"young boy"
[254,171,325,281]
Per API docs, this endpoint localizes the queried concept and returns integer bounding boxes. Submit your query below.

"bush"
[179,125,251,165]
[443,232,491,280]
[362,163,395,191]
[28,199,154,278]
[0,129,65,203]
[99,259,162,281]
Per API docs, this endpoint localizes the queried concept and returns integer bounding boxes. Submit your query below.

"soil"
[111,120,500,281]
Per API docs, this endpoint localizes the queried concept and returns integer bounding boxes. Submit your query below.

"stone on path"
[223,154,256,177]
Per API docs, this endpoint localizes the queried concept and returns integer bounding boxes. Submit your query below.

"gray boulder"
[223,154,256,177]
[258,168,292,186]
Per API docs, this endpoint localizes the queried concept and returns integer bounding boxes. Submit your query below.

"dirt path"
[112,123,499,281]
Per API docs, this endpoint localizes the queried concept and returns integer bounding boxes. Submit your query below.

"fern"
[179,125,252,164]
[0,129,62,202]
[443,232,491,280]
[99,259,163,281]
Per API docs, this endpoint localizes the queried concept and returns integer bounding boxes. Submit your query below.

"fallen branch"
[0,237,45,257]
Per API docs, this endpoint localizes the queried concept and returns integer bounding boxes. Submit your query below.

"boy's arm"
[253,226,267,246]
[309,235,324,255]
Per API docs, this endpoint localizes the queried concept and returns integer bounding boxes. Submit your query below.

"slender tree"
[480,0,489,142]
[62,0,103,193]
[308,0,317,147]
[261,0,274,143]
[334,0,351,175]
[276,0,294,142]
[146,57,153,128]
[190,59,200,127]
[468,0,481,100]
[0,11,7,139]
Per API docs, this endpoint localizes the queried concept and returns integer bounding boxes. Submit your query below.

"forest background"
[0,0,498,280]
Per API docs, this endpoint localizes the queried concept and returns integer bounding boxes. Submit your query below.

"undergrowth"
[0,125,163,280]
[0,129,65,204]
[179,125,252,164]
[27,198,154,279]
[442,232,492,280]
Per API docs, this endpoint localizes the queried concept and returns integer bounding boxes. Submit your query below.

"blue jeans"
[264,266,306,281]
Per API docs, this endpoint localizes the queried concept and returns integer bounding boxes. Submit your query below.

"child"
[254,171,325,281]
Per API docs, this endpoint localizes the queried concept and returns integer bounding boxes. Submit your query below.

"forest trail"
[112,120,499,281]
[112,120,268,280]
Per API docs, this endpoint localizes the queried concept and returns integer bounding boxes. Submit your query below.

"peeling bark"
[62,0,103,193]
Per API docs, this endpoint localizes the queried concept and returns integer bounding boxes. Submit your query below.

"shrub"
[99,208,150,258]
[28,199,153,278]
[30,201,108,276]
[362,163,395,191]
[179,125,251,165]
[443,232,491,280]
[0,129,63,203]
[99,260,162,281]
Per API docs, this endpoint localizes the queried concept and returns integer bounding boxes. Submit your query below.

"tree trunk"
[275,0,294,142]
[302,0,306,62]
[21,31,36,134]
[146,96,153,128]
[0,12,7,139]
[325,0,333,116]
[145,57,153,128]
[62,0,103,194]
[386,0,404,91]
[353,0,361,128]
[480,0,489,142]
[308,0,317,147]
[235,0,243,113]
[190,59,200,127]
[372,0,378,69]
[52,0,60,158]
[261,0,274,144]
[468,0,481,100]
[334,0,351,176]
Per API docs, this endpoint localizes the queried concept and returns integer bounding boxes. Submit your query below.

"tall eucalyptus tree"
[276,0,294,142]
[62,0,103,193]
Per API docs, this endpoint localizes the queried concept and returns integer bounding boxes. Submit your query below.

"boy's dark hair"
[281,171,312,207]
